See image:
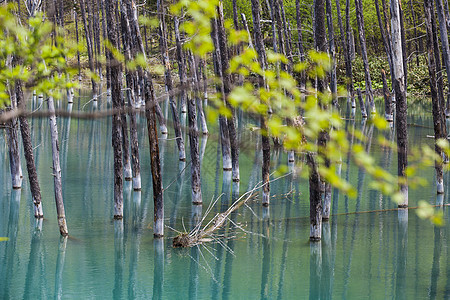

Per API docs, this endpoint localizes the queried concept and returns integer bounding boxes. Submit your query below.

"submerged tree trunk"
[105,0,124,219]
[124,0,164,237]
[391,0,408,207]
[307,152,322,241]
[47,96,69,236]
[424,0,446,194]
[143,74,164,237]
[158,0,186,162]
[187,52,203,205]
[5,87,22,189]
[15,79,43,218]
[250,0,270,206]
[120,0,141,190]
[211,18,232,172]
[357,88,367,118]
[216,1,240,182]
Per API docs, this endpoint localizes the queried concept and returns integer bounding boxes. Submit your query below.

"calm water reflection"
[0,94,449,299]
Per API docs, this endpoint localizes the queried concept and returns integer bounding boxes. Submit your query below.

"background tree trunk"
[250,0,270,206]
[424,0,446,194]
[47,96,69,236]
[391,0,409,207]
[355,0,375,113]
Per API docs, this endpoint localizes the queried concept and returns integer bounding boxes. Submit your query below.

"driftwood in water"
[173,183,262,248]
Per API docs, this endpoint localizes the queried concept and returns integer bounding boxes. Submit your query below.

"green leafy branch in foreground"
[0,5,77,107]
[173,0,444,225]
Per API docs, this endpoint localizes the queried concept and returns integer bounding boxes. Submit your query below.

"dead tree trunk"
[250,0,271,206]
[211,18,232,172]
[196,58,208,135]
[74,8,82,81]
[345,0,355,107]
[158,0,186,161]
[144,75,164,237]
[424,0,446,194]
[325,0,337,106]
[307,152,322,241]
[313,0,329,237]
[357,88,367,118]
[125,0,164,236]
[105,0,124,219]
[5,86,22,189]
[187,52,203,205]
[79,0,97,98]
[355,0,375,113]
[121,114,132,181]
[434,0,450,116]
[430,0,448,135]
[15,78,43,218]
[174,15,187,114]
[6,115,22,189]
[217,1,240,182]
[120,0,141,190]
[381,69,393,121]
[391,0,409,207]
[47,96,69,236]
[375,0,393,79]
[295,0,306,89]
[409,0,420,66]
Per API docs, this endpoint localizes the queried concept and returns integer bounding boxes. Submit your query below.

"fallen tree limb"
[173,173,291,248]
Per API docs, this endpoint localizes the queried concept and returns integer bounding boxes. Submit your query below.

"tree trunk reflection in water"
[260,208,271,300]
[188,205,202,300]
[309,241,322,300]
[153,239,164,300]
[428,208,442,299]
[395,209,408,300]
[54,236,68,300]
[343,122,372,299]
[128,190,144,299]
[276,166,293,300]
[23,223,44,299]
[113,220,124,300]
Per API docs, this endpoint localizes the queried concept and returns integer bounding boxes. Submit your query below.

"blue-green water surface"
[0,93,449,299]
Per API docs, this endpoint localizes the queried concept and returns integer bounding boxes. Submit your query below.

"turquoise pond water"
[0,92,449,299]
